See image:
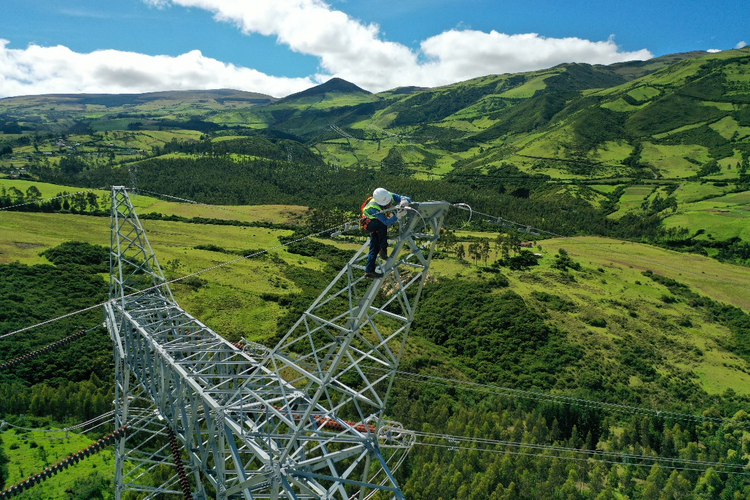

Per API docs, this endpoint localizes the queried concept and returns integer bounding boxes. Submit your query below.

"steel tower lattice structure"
[105,186,450,499]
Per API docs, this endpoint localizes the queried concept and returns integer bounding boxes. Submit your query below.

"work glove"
[396,197,409,219]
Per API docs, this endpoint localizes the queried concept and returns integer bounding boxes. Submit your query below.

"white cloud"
[417,31,652,86]
[737,41,748,49]
[155,0,652,92]
[707,49,722,53]
[0,39,314,98]
[0,0,654,98]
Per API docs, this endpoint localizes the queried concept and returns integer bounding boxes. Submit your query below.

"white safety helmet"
[373,187,391,206]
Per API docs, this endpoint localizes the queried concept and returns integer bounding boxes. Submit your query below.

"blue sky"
[1,0,747,98]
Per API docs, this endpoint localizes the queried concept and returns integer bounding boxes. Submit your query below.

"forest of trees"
[0,242,112,425]
[34,154,689,245]
[9,140,745,266]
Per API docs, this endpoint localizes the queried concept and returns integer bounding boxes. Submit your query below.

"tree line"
[46,154,679,243]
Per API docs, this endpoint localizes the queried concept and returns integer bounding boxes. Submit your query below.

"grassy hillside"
[3,49,750,497]
[0,89,275,135]
[2,192,750,396]
[4,49,748,247]
[3,187,750,497]
[1,426,115,498]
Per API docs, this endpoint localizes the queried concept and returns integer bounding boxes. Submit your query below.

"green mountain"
[2,48,750,498]
[277,76,374,102]
[3,48,748,179]
[3,46,750,496]
[0,88,275,134]
[277,48,750,182]
[2,49,750,261]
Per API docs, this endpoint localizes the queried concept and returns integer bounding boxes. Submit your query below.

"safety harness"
[360,195,393,230]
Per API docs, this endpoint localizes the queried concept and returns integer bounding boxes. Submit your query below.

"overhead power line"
[0,215,358,339]
[378,368,745,429]
[0,426,130,499]
[413,440,750,476]
[0,326,99,369]
[411,429,749,472]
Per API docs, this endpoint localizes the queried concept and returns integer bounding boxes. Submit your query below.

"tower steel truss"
[105,186,449,499]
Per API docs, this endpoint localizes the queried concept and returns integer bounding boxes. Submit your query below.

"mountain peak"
[280,78,372,102]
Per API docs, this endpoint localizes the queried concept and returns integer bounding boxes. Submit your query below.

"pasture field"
[4,195,750,398]
[537,236,750,311]
[0,179,307,224]
[664,209,750,241]
[499,74,549,98]
[587,184,621,194]
[591,140,632,164]
[640,142,709,178]
[607,185,652,218]
[1,427,115,498]
[664,189,750,240]
[504,237,750,395]
[709,115,746,140]
[446,233,750,395]
[671,182,730,204]
[0,210,312,340]
[0,180,110,200]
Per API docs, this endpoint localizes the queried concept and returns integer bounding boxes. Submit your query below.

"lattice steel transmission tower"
[105,186,450,499]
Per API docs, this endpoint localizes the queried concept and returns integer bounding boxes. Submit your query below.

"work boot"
[379,248,388,260]
[365,270,384,279]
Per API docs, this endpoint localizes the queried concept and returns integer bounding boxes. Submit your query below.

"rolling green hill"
[2,49,750,267]
[2,186,750,498]
[3,49,750,498]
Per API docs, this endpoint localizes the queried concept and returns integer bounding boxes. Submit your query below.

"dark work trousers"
[365,218,388,272]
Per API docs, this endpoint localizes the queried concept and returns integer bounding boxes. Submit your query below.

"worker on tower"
[360,188,411,278]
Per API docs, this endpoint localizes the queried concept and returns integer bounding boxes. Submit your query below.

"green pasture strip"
[211,135,246,143]
[539,236,750,311]
[651,122,706,140]
[0,180,108,199]
[709,116,740,140]
[591,140,632,164]
[497,240,750,395]
[499,74,549,98]
[607,185,652,218]
[134,200,308,225]
[705,190,750,204]
[1,427,115,498]
[666,188,750,241]
[0,179,309,224]
[641,142,710,178]
[587,184,620,194]
[663,209,750,241]
[601,98,646,112]
[627,85,661,102]
[671,182,730,204]
[677,190,750,210]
